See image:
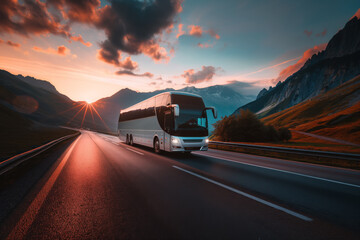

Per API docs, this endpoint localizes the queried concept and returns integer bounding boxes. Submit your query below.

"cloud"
[140,40,169,62]
[207,29,220,39]
[0,0,93,48]
[274,43,327,84]
[188,25,203,37]
[95,0,182,65]
[32,45,71,56]
[97,45,138,70]
[316,29,327,37]
[47,0,100,23]
[176,23,185,38]
[181,66,218,84]
[241,56,301,78]
[0,0,70,37]
[176,24,220,40]
[5,40,21,48]
[351,8,360,19]
[197,42,213,48]
[70,34,92,47]
[304,30,312,37]
[118,56,138,70]
[115,70,154,78]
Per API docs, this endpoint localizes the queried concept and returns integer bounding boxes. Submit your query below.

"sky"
[0,0,359,102]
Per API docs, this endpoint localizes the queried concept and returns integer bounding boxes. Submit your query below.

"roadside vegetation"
[212,109,291,142]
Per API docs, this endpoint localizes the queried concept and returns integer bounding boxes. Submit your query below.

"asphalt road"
[1,130,359,239]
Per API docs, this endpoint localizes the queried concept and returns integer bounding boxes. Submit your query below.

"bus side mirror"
[205,107,217,119]
[169,104,180,117]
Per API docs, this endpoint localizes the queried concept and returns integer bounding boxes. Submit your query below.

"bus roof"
[160,91,202,98]
[120,91,202,113]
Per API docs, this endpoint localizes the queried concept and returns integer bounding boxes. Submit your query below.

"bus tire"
[129,135,134,146]
[154,137,160,153]
[126,134,129,144]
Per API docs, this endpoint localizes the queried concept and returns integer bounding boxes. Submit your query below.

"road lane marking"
[173,165,313,222]
[195,152,360,189]
[126,147,144,155]
[7,136,80,240]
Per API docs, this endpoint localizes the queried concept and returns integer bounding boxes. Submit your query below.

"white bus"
[118,91,217,153]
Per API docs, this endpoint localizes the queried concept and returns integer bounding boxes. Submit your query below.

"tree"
[278,127,292,141]
[213,110,292,142]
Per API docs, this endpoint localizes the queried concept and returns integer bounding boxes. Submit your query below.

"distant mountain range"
[234,15,360,117]
[94,84,256,132]
[0,69,256,133]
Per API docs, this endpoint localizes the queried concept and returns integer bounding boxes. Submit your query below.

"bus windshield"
[171,94,208,137]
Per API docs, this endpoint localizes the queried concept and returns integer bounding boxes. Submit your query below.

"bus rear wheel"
[154,138,160,153]
[126,134,129,144]
[129,135,134,146]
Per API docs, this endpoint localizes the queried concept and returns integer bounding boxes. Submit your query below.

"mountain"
[0,69,255,134]
[92,85,255,133]
[0,69,76,125]
[233,15,360,117]
[262,74,360,145]
[16,75,60,95]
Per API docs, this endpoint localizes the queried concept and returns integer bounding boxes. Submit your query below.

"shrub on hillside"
[278,127,292,142]
[213,109,291,142]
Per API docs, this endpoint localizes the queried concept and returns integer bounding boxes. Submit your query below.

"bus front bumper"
[170,136,209,152]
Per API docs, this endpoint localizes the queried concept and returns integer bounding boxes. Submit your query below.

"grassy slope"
[261,75,360,150]
[0,104,77,161]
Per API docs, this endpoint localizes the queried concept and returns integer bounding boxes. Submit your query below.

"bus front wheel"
[154,138,160,153]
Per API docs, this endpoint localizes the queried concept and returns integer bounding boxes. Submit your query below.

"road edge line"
[172,165,313,222]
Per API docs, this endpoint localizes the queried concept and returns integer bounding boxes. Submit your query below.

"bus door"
[164,109,173,151]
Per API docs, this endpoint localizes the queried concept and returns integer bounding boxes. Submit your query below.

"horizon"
[0,1,359,102]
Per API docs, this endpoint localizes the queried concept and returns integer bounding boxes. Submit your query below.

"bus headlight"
[171,137,180,144]
[205,138,209,143]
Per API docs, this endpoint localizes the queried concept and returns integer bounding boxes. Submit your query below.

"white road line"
[195,152,360,189]
[7,136,80,240]
[126,147,144,155]
[173,165,313,222]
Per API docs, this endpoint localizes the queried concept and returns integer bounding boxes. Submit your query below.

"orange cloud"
[0,40,21,48]
[181,66,218,84]
[166,23,174,34]
[207,29,220,39]
[140,40,169,62]
[118,56,138,70]
[197,42,213,48]
[47,0,100,23]
[179,25,220,39]
[188,25,203,37]
[70,34,92,47]
[176,23,185,38]
[32,45,71,56]
[241,56,301,78]
[274,43,327,84]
